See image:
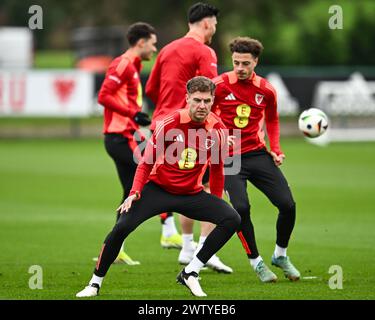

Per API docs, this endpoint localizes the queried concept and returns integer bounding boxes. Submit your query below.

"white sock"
[182,233,195,251]
[250,256,263,270]
[89,274,103,287]
[185,256,205,274]
[194,235,206,254]
[162,216,178,238]
[198,235,207,246]
[274,244,287,258]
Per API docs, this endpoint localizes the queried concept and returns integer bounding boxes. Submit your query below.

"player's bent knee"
[223,211,241,232]
[278,200,296,216]
[233,212,242,229]
[112,220,137,238]
[239,213,251,225]
[233,203,251,217]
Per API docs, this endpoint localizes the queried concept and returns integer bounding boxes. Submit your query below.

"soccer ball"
[298,108,329,138]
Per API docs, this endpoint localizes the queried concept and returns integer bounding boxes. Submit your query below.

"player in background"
[76,76,241,298]
[146,2,232,273]
[95,22,156,265]
[212,37,300,282]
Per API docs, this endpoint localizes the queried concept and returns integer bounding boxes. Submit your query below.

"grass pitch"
[0,138,374,300]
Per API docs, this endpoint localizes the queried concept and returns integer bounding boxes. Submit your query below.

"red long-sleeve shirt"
[212,71,283,156]
[98,50,143,140]
[146,31,218,131]
[130,109,227,198]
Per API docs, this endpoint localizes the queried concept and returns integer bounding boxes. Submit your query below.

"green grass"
[0,138,374,300]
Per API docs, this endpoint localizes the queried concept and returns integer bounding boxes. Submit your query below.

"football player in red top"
[96,22,156,265]
[76,77,241,298]
[146,3,231,273]
[212,37,300,283]
[146,4,218,131]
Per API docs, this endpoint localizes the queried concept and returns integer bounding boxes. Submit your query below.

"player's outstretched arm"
[98,63,138,118]
[265,82,284,159]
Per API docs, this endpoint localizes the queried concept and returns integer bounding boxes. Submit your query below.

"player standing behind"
[212,37,301,282]
[76,76,241,298]
[146,2,232,273]
[95,22,156,265]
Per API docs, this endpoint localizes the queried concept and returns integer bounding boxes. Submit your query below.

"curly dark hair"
[229,37,264,58]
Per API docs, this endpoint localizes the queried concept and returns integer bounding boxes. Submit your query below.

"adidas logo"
[224,93,236,101]
[174,134,184,142]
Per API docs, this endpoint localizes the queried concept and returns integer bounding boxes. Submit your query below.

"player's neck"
[126,47,142,60]
[186,27,205,44]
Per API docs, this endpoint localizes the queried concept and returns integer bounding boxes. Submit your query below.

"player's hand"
[133,112,151,126]
[227,135,236,147]
[117,193,139,214]
[270,151,285,166]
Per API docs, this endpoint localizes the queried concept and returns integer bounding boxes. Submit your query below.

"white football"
[298,108,329,138]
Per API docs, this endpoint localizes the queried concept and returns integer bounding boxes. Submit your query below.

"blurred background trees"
[1,0,374,67]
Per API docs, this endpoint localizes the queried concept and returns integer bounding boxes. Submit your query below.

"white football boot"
[176,268,207,297]
[76,283,100,298]
[178,248,195,265]
[205,254,233,274]
[194,243,233,274]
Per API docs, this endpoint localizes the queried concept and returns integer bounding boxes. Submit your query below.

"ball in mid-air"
[298,108,329,138]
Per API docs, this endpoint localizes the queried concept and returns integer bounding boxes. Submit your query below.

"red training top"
[130,109,227,199]
[98,50,144,141]
[212,71,283,156]
[146,31,218,131]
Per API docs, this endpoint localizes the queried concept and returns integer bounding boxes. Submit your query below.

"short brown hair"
[229,37,264,58]
[186,76,216,95]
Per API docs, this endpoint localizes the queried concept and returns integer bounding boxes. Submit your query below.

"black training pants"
[104,133,139,204]
[225,149,296,259]
[94,182,241,277]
